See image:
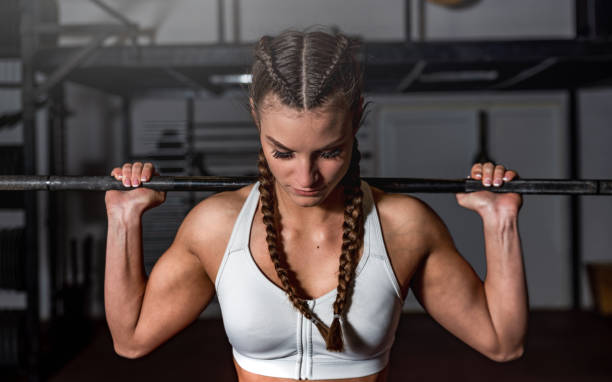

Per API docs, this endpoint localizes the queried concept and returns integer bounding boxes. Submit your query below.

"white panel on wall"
[421,0,574,40]
[58,0,218,45]
[488,103,571,308]
[0,211,24,228]
[378,108,478,177]
[194,96,258,176]
[0,290,26,309]
[65,83,118,174]
[371,93,569,310]
[241,0,405,41]
[0,89,21,144]
[131,98,187,156]
[0,60,22,144]
[153,0,217,44]
[131,98,189,272]
[376,105,479,312]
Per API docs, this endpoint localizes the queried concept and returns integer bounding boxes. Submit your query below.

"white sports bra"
[215,181,404,380]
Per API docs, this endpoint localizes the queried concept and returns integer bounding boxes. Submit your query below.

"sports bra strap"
[226,182,261,253]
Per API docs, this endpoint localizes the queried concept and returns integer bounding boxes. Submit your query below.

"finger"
[471,163,483,179]
[131,162,143,186]
[141,163,154,182]
[121,163,132,187]
[493,164,505,187]
[110,167,123,179]
[503,169,518,182]
[482,162,495,186]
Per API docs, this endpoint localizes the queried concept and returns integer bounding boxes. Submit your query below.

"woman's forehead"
[255,93,353,147]
[260,105,349,134]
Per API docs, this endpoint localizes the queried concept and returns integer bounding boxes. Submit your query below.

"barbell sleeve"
[0,175,610,195]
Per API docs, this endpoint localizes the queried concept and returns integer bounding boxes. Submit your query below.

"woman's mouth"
[292,187,324,196]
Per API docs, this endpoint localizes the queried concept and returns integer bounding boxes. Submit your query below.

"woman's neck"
[273,181,345,226]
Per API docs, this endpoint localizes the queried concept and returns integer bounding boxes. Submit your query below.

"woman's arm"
[104,205,215,358]
[104,162,237,358]
[462,162,527,359]
[479,205,527,360]
[399,162,527,362]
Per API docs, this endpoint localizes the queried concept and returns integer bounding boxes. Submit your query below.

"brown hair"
[250,29,364,352]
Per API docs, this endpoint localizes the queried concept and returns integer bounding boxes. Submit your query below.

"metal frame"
[26,39,612,97]
[1,175,611,195]
[19,1,41,380]
[46,84,66,324]
[568,89,582,310]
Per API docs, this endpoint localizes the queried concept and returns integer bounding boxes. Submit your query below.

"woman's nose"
[296,157,319,188]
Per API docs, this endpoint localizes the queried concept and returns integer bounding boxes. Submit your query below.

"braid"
[308,34,350,109]
[255,36,302,108]
[326,140,364,351]
[256,142,364,352]
[257,150,330,339]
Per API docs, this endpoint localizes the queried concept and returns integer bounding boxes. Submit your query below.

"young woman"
[104,30,527,381]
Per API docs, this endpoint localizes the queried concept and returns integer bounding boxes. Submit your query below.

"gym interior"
[0,0,611,380]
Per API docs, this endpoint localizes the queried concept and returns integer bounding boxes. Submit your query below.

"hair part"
[250,29,363,117]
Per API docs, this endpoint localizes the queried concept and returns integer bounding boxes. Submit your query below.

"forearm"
[481,211,528,358]
[104,210,148,351]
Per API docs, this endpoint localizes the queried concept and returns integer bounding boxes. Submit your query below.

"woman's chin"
[290,193,326,207]
[286,186,329,206]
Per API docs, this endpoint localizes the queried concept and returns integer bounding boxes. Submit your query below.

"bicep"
[409,212,500,359]
[122,189,243,357]
[131,239,215,356]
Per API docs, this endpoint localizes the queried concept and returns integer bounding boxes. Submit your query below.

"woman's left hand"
[456,162,523,218]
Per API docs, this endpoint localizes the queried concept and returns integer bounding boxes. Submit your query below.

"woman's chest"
[248,215,348,300]
[246,208,427,301]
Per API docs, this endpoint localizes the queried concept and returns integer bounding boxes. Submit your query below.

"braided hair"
[250,29,364,352]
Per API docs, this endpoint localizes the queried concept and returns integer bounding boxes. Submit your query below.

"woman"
[104,30,527,381]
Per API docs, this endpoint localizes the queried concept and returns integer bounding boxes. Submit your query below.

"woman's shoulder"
[369,186,431,222]
[368,185,446,240]
[176,184,256,255]
[187,183,255,227]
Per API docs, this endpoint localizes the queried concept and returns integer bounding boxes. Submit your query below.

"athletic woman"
[104,30,527,381]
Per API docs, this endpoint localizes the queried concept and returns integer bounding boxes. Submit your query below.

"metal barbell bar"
[0,175,611,194]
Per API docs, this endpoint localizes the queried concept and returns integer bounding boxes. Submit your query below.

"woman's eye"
[272,150,294,159]
[320,149,341,159]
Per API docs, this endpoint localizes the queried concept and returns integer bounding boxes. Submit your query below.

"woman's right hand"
[105,162,166,218]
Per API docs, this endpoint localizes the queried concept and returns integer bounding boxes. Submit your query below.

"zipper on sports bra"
[296,300,315,380]
[295,313,303,379]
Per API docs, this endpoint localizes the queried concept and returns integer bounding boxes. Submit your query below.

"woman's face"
[256,94,356,208]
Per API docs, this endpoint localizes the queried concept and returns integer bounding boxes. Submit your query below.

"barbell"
[0,175,611,194]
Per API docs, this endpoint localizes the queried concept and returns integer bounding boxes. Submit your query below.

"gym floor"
[36,310,612,381]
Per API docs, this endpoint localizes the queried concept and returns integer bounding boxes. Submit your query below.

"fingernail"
[502,176,508,181]
[493,180,501,186]
[141,176,147,182]
[484,178,492,186]
[475,173,482,179]
[124,179,130,187]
